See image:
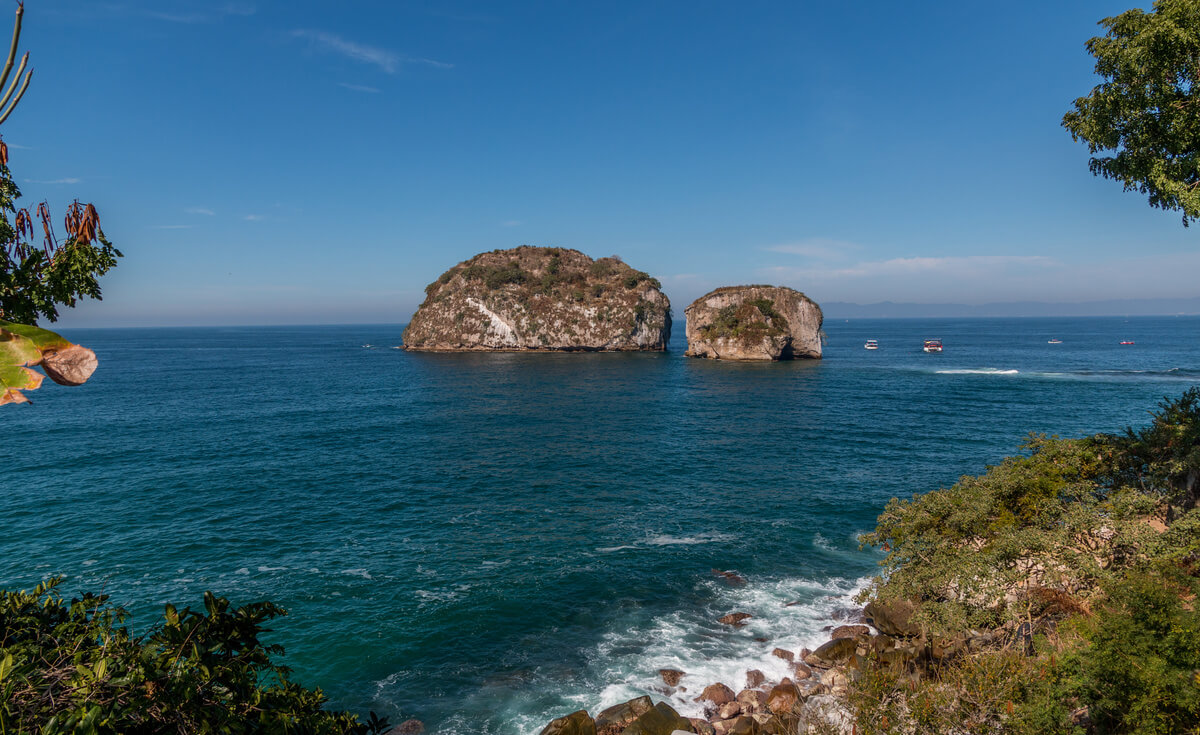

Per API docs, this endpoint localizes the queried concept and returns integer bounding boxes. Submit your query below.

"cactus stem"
[0,67,30,126]
[0,51,28,113]
[0,3,23,100]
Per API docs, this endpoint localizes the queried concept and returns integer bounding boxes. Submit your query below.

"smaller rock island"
[684,285,823,361]
[403,246,671,352]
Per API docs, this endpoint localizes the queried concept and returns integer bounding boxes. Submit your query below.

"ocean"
[4,316,1199,733]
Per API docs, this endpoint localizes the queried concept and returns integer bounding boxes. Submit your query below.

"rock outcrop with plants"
[684,286,822,361]
[403,246,671,351]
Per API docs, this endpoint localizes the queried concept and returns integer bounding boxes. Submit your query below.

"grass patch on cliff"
[698,298,788,340]
[461,260,528,290]
[854,389,1200,734]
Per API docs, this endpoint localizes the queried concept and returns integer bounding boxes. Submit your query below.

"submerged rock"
[684,286,822,361]
[403,246,671,352]
[659,669,686,687]
[717,612,752,626]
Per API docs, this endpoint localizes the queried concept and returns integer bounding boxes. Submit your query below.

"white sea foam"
[935,368,1019,375]
[414,589,457,603]
[257,565,287,572]
[812,533,834,551]
[644,531,734,547]
[520,573,872,730]
[82,559,97,566]
[234,567,249,575]
[596,545,639,553]
[341,568,372,579]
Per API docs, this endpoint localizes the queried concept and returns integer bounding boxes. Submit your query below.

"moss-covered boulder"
[683,286,822,361]
[403,246,671,351]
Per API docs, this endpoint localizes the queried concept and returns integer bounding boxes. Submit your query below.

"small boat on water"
[1047,339,1063,344]
[864,339,879,350]
[923,339,943,353]
[1119,340,1135,345]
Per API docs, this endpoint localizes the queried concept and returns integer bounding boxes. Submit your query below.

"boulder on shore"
[403,246,671,352]
[684,286,822,361]
[864,598,920,638]
[538,710,596,735]
[595,696,654,731]
[696,682,737,707]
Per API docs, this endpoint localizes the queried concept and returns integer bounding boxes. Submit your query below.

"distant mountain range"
[821,297,1200,319]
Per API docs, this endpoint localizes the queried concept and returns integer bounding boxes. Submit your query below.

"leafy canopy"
[0,1,120,323]
[0,148,121,324]
[0,578,390,735]
[1063,0,1200,224]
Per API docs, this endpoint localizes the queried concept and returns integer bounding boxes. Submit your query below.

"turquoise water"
[5,316,1200,733]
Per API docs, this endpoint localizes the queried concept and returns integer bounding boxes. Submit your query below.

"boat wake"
[929,367,1200,382]
[935,368,1019,376]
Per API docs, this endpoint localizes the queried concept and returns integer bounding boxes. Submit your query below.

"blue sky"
[6,0,1195,326]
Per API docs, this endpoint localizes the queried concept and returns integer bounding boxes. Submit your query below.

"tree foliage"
[1063,0,1200,224]
[0,579,389,735]
[0,3,121,324]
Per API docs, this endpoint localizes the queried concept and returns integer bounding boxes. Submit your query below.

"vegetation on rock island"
[699,298,789,341]
[404,246,671,352]
[1064,0,1200,225]
[852,388,1200,734]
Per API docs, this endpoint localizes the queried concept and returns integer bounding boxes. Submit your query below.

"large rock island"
[403,246,671,351]
[684,285,822,361]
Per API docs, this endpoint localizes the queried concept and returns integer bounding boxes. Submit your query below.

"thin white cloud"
[147,3,255,23]
[408,56,454,70]
[291,30,400,73]
[339,82,381,94]
[764,238,861,260]
[243,214,264,221]
[185,207,215,216]
[500,220,522,227]
[7,143,32,150]
[766,254,1055,281]
[25,177,81,185]
[762,254,1074,304]
[290,29,452,73]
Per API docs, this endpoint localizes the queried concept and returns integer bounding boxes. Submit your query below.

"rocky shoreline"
[532,576,920,735]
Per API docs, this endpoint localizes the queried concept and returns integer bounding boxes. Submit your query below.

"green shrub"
[461,260,527,290]
[1073,570,1200,734]
[699,301,785,341]
[589,260,615,278]
[0,579,388,735]
[853,391,1200,733]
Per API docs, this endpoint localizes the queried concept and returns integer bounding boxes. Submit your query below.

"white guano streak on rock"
[466,297,518,346]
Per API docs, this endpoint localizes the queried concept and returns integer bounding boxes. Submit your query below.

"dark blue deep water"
[5,316,1200,733]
